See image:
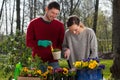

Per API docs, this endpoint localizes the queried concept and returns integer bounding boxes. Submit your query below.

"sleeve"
[26,21,38,49]
[62,31,69,53]
[57,23,65,50]
[89,29,98,58]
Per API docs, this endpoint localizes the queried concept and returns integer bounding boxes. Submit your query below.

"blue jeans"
[48,62,60,69]
[39,62,60,72]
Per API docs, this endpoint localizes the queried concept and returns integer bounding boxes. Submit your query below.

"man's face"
[46,8,60,21]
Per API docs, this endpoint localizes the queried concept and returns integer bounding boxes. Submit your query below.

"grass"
[100,59,113,79]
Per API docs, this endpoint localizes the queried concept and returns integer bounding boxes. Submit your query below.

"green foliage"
[100,59,113,79]
[98,39,112,53]
[0,34,32,79]
[96,12,112,52]
[0,34,28,54]
[59,58,69,68]
[53,48,61,52]
[30,55,48,69]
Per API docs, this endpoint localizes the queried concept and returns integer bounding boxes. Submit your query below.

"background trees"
[0,0,112,53]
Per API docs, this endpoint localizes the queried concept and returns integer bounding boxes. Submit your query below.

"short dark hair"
[48,1,60,11]
[67,15,80,27]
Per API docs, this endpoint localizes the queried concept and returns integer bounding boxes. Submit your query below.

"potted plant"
[17,55,48,80]
[52,48,61,60]
[73,58,105,80]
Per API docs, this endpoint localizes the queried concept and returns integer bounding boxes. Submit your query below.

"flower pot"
[18,77,41,80]
[76,69,103,80]
[52,51,61,60]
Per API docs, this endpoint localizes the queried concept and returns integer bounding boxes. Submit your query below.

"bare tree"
[59,0,81,28]
[34,0,37,18]
[42,0,46,14]
[29,0,34,20]
[0,1,5,34]
[0,0,5,20]
[21,0,25,34]
[69,0,80,15]
[16,0,21,34]
[10,0,15,35]
[0,13,4,31]
[110,0,120,79]
[93,0,99,33]
[5,0,8,34]
[79,0,94,26]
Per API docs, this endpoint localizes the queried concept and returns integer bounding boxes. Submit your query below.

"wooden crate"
[18,77,41,80]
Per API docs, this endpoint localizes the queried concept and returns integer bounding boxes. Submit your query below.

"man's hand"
[38,40,52,47]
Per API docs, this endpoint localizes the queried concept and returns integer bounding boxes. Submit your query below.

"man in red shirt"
[26,1,65,70]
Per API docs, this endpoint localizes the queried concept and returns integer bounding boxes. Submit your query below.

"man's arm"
[26,21,38,48]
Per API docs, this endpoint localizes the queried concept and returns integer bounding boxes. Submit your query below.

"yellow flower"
[36,70,42,75]
[74,61,82,68]
[41,72,48,80]
[93,60,98,65]
[44,71,49,75]
[88,60,98,69]
[73,58,101,70]
[47,66,53,74]
[63,68,68,75]
[89,63,96,69]
[47,66,53,71]
[82,61,88,68]
[23,67,29,72]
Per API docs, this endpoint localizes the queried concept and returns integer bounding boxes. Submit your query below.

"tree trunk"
[10,0,15,35]
[5,1,8,35]
[93,0,99,33]
[0,0,5,20]
[16,0,21,34]
[110,0,120,79]
[29,0,33,20]
[21,0,25,34]
[34,0,36,18]
[69,0,80,16]
[42,0,46,14]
